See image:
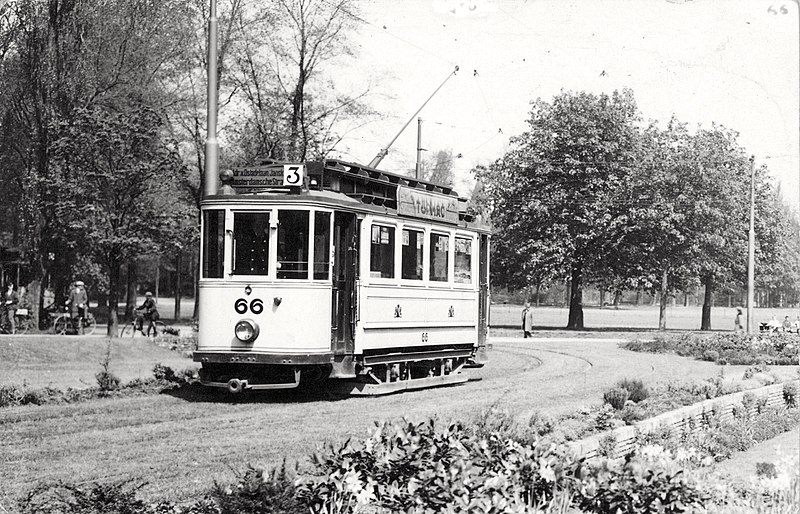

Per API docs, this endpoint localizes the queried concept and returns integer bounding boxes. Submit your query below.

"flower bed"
[621,332,798,365]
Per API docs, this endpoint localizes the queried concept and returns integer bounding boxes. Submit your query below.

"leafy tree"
[477,90,640,329]
[48,106,190,336]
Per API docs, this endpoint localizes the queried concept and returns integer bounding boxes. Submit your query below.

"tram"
[195,159,490,395]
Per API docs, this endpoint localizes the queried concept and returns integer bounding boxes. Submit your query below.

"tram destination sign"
[232,164,305,189]
[396,185,459,224]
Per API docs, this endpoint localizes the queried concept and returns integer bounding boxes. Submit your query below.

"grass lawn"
[0,336,196,389]
[491,304,800,332]
[714,426,800,483]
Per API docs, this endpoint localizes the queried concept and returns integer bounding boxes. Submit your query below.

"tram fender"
[329,354,357,378]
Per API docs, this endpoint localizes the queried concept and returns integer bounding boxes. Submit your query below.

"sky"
[328,0,800,207]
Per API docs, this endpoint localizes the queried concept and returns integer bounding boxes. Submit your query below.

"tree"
[48,106,190,336]
[477,90,640,329]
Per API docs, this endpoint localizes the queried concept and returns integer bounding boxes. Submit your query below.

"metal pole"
[204,0,219,197]
[415,118,422,179]
[747,155,755,333]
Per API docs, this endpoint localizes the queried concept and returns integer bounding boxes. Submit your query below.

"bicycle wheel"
[83,316,97,336]
[53,315,69,335]
[15,316,31,335]
[120,322,135,337]
[147,321,166,337]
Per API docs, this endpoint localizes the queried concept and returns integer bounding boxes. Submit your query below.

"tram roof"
[206,159,490,230]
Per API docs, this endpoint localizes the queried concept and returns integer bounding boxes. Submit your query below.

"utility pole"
[204,0,219,197]
[415,118,423,179]
[747,155,755,333]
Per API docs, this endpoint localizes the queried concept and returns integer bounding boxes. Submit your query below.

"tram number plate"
[235,298,264,314]
[421,332,429,343]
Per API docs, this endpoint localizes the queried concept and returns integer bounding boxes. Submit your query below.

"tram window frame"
[369,223,395,279]
[401,226,425,281]
[201,209,225,279]
[231,211,271,276]
[277,209,310,280]
[454,235,474,285]
[312,210,332,280]
[429,231,450,283]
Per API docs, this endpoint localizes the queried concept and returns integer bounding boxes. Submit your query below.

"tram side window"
[370,225,394,278]
[454,236,472,284]
[233,212,270,275]
[202,210,225,278]
[313,212,331,280]
[278,210,310,279]
[430,233,449,282]
[401,228,424,280]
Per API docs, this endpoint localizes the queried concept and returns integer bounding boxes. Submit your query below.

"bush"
[617,378,649,403]
[783,382,798,407]
[210,462,303,514]
[603,387,629,410]
[702,349,719,362]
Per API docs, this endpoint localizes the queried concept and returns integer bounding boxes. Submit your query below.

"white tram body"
[195,160,490,394]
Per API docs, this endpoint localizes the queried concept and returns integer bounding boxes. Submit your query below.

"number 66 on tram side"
[196,159,490,395]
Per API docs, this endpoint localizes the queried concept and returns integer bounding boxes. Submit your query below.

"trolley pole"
[204,0,219,197]
[747,155,755,333]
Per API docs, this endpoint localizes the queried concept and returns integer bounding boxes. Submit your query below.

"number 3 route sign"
[283,164,305,186]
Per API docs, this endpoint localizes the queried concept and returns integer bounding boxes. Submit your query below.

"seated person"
[766,315,781,333]
[782,316,792,332]
[792,316,800,333]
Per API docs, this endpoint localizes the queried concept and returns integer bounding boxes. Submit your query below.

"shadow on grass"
[161,381,351,405]
[492,324,730,334]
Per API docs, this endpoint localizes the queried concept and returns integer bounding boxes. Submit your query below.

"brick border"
[569,380,799,460]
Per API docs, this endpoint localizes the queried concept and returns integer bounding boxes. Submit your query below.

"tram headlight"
[234,319,259,343]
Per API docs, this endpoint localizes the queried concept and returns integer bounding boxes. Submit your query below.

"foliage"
[603,387,629,410]
[209,462,303,514]
[96,342,121,393]
[783,382,798,407]
[616,378,649,403]
[621,332,799,365]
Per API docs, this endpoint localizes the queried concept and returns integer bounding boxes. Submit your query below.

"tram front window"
[233,212,270,275]
[313,211,331,280]
[202,210,225,278]
[278,210,309,279]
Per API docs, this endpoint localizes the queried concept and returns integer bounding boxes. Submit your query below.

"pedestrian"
[66,280,89,335]
[2,283,19,334]
[522,301,534,338]
[734,308,743,332]
[782,315,791,332]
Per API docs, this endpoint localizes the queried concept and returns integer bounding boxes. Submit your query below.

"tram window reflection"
[430,233,449,282]
[202,210,225,278]
[454,236,472,284]
[313,211,331,280]
[370,225,394,278]
[402,228,424,280]
[233,212,270,275]
[278,210,310,279]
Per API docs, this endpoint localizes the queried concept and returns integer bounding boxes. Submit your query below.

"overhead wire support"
[368,65,459,169]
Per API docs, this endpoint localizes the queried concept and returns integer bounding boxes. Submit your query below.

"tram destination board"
[396,185,459,224]
[232,166,284,189]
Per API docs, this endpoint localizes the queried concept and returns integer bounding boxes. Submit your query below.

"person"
[766,315,781,333]
[2,283,19,334]
[734,308,743,332]
[521,301,534,339]
[137,291,160,336]
[792,316,800,334]
[782,315,792,332]
[66,281,89,335]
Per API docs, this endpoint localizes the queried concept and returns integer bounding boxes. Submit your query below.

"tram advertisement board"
[232,164,305,188]
[396,185,459,224]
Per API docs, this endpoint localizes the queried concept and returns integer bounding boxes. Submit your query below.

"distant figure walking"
[522,302,534,338]
[734,308,743,332]
[66,281,89,335]
[2,283,19,334]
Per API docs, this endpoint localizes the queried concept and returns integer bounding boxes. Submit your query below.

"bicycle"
[53,308,97,335]
[120,310,165,338]
[0,308,33,334]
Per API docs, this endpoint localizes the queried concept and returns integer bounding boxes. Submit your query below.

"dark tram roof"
[215,158,486,227]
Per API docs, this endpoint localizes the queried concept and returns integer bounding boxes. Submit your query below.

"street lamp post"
[204,0,219,197]
[747,155,755,333]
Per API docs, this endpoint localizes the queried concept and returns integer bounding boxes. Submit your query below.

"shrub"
[783,382,798,407]
[702,349,719,362]
[603,387,629,410]
[210,462,303,514]
[755,462,778,479]
[595,405,616,431]
[617,378,649,403]
[528,410,555,436]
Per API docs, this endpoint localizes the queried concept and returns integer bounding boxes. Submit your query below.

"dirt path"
[1,336,796,504]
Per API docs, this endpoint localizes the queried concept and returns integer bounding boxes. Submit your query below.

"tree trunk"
[155,257,160,300]
[701,274,713,331]
[174,250,182,320]
[684,292,688,307]
[125,260,137,318]
[599,280,606,307]
[635,289,641,305]
[658,268,668,331]
[567,264,584,330]
[107,260,120,337]
[613,291,621,309]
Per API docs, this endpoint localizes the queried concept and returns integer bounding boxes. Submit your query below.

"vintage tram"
[195,159,490,394]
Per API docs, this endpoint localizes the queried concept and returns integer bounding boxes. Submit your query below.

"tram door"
[331,212,358,354]
[476,234,490,362]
